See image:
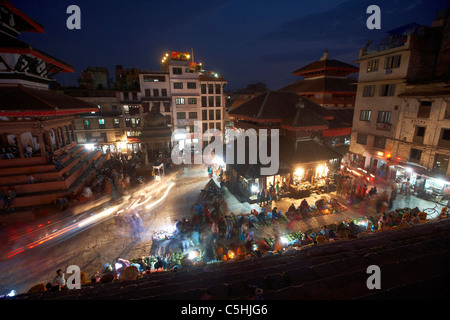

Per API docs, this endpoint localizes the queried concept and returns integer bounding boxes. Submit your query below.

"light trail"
[77,206,121,228]
[6,179,175,258]
[145,181,175,210]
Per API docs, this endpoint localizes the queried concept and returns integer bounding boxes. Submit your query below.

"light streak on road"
[6,179,175,258]
[145,180,175,210]
[77,206,121,228]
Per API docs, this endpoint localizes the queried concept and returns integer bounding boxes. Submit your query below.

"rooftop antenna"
[191,48,194,63]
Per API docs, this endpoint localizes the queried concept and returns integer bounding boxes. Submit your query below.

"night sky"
[12,0,450,91]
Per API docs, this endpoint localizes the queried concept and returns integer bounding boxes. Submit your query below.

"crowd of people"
[16,158,448,298]
[256,181,288,205]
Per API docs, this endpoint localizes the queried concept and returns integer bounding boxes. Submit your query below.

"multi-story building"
[349,8,450,202]
[139,70,172,127]
[71,51,227,157]
[66,89,126,153]
[349,21,443,173]
[160,51,227,150]
[199,73,227,144]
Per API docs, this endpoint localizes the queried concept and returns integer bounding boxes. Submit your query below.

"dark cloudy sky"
[12,0,450,91]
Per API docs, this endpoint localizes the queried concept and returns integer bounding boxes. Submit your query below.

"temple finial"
[320,49,328,61]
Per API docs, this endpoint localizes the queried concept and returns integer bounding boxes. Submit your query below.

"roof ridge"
[256,90,271,118]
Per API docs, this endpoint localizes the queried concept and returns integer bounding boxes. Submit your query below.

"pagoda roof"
[228,91,333,130]
[293,58,358,77]
[0,0,44,33]
[279,77,357,94]
[0,85,99,116]
[0,33,74,73]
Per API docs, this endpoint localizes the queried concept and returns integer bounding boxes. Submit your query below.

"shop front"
[390,161,450,205]
[225,162,291,203]
[127,137,141,153]
[290,161,336,197]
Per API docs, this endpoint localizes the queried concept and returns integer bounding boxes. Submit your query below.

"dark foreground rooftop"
[4,218,450,300]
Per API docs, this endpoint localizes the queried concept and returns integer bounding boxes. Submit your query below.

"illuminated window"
[366,59,379,72]
[377,111,391,124]
[359,110,371,121]
[175,98,185,105]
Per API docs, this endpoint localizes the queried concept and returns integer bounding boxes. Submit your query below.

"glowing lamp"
[188,250,199,260]
[294,168,304,177]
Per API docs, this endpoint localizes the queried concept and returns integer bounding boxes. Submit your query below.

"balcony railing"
[376,122,392,131]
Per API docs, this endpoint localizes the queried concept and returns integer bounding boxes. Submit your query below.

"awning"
[388,160,428,175]
[322,127,351,137]
[389,160,450,183]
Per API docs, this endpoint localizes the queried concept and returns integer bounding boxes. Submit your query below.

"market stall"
[391,162,450,205]
[290,162,336,197]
